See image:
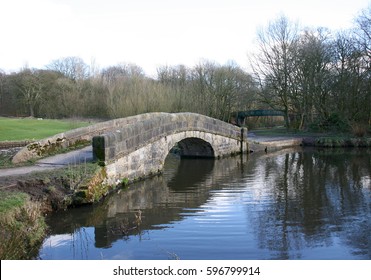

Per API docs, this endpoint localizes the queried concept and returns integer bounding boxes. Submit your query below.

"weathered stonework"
[12,113,165,164]
[92,113,248,185]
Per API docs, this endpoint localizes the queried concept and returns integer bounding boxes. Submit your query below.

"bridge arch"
[175,137,215,158]
[161,134,217,170]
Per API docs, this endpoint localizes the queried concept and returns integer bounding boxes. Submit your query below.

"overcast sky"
[1,0,370,76]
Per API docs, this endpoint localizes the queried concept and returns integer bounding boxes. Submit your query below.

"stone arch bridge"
[92,113,248,185]
[12,113,248,185]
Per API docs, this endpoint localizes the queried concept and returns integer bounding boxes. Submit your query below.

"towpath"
[0,146,93,178]
[247,132,304,152]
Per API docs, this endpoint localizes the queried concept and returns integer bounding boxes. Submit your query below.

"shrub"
[351,122,368,137]
[322,114,350,132]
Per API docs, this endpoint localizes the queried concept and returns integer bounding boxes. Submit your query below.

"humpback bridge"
[11,112,248,186]
[92,113,248,185]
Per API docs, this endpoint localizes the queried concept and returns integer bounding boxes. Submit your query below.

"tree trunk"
[29,103,34,117]
[284,107,290,129]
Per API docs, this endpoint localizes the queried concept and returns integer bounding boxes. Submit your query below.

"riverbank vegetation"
[0,191,46,259]
[0,6,369,135]
[0,162,108,259]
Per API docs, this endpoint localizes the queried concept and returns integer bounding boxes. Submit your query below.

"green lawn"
[0,117,92,141]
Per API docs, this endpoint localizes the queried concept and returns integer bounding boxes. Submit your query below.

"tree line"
[0,6,370,132]
[0,58,256,122]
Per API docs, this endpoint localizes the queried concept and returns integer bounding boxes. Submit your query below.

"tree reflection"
[246,148,371,259]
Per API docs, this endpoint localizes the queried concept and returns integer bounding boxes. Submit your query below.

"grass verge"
[313,136,371,147]
[251,127,330,137]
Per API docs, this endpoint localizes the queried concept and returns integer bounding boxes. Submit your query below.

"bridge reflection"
[45,153,247,248]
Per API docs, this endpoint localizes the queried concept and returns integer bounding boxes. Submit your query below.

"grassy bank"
[0,117,92,141]
[311,136,371,147]
[250,127,331,137]
[0,162,111,259]
[0,191,46,259]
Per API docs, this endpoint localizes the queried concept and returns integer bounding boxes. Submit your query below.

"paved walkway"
[247,132,304,152]
[0,146,93,178]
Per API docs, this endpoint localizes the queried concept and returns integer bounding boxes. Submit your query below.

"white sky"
[0,0,370,76]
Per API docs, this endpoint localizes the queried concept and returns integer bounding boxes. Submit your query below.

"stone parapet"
[92,113,245,163]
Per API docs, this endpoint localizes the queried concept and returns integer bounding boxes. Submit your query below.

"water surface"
[39,148,371,260]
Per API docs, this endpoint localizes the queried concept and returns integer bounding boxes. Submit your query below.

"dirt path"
[0,146,93,178]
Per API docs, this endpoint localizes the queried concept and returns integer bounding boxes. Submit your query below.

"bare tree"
[355,5,371,125]
[13,68,45,117]
[0,69,6,115]
[251,15,300,128]
[47,56,90,81]
[355,5,371,61]
[294,28,333,129]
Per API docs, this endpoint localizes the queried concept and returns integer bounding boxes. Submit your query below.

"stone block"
[92,136,105,162]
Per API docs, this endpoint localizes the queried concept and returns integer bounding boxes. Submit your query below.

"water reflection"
[245,148,371,259]
[167,158,215,191]
[44,155,238,250]
[39,148,371,259]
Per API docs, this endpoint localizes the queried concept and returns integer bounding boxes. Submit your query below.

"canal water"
[38,148,371,260]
